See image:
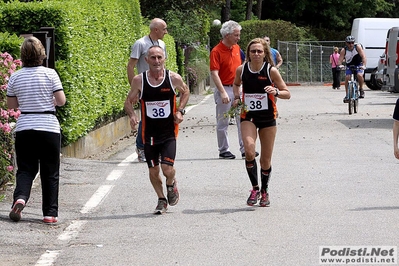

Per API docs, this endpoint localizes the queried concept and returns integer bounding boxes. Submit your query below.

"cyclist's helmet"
[345,35,355,42]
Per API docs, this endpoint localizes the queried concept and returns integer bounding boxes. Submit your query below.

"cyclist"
[338,35,367,102]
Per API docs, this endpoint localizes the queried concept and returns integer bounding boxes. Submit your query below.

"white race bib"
[244,93,268,111]
[145,100,171,118]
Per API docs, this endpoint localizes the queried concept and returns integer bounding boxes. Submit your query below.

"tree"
[245,0,253,20]
[256,0,263,19]
[139,0,224,20]
[221,0,232,22]
[261,0,395,30]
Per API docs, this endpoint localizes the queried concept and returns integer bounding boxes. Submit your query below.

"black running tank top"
[240,62,277,122]
[140,70,178,145]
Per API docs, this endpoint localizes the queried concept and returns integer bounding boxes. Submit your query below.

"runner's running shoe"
[9,199,25,222]
[43,216,58,223]
[259,192,270,207]
[167,181,179,206]
[154,199,168,215]
[247,190,260,206]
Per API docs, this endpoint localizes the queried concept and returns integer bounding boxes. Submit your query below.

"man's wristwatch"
[275,88,280,97]
[177,108,186,115]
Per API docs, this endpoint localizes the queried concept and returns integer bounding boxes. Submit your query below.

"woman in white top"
[7,36,66,223]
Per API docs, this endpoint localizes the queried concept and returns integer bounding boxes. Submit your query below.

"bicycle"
[342,65,362,115]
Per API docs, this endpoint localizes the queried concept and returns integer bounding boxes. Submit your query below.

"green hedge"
[209,19,314,51]
[0,32,23,59]
[0,0,177,146]
[53,0,142,145]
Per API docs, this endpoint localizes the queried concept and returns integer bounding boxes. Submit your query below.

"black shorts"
[240,117,276,129]
[144,137,176,168]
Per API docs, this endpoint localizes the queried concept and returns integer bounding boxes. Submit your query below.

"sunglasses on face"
[250,49,264,54]
[346,42,354,44]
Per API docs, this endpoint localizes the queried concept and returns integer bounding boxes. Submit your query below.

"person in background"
[126,18,168,163]
[330,46,341,90]
[210,20,246,159]
[393,98,399,159]
[124,45,189,214]
[232,38,291,207]
[7,36,66,223]
[240,48,246,63]
[338,35,367,101]
[263,36,283,69]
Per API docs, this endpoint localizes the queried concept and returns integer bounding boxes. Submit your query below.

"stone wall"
[61,116,132,158]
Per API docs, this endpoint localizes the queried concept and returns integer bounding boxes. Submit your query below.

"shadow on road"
[182,207,256,215]
[337,118,393,129]
[348,206,399,211]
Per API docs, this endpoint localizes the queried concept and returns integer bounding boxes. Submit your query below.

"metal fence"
[277,41,346,84]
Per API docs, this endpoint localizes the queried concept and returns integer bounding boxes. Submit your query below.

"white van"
[375,27,399,92]
[351,18,399,90]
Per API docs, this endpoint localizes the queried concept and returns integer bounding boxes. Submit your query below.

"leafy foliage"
[224,100,248,119]
[0,32,24,59]
[0,0,174,146]
[165,8,211,46]
[185,45,209,92]
[261,0,395,31]
[0,0,181,147]
[0,1,70,61]
[52,0,143,145]
[139,0,224,20]
[0,52,21,187]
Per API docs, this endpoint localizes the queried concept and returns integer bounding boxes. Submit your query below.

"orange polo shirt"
[210,41,242,85]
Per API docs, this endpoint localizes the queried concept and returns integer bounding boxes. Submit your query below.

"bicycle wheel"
[353,83,358,113]
[348,83,353,115]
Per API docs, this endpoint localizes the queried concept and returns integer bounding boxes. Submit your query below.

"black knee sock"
[246,159,258,188]
[260,167,272,193]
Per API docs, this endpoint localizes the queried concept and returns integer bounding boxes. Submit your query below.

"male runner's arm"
[124,74,142,130]
[171,72,190,124]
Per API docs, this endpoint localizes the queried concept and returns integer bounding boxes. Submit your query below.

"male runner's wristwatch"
[274,88,280,97]
[177,108,186,115]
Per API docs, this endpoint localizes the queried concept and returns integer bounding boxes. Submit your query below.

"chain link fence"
[277,41,346,84]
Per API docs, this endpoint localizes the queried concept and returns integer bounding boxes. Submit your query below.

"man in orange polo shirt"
[210,20,245,159]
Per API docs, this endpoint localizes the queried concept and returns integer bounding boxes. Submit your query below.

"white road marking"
[35,250,61,266]
[117,153,137,167]
[106,169,124,181]
[57,220,88,241]
[80,185,114,214]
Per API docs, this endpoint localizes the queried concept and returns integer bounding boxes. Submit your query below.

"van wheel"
[367,69,382,90]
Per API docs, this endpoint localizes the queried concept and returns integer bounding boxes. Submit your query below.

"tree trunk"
[256,0,263,19]
[221,0,231,23]
[246,0,253,20]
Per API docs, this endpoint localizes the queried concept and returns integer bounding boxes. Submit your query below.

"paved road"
[1,86,399,266]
